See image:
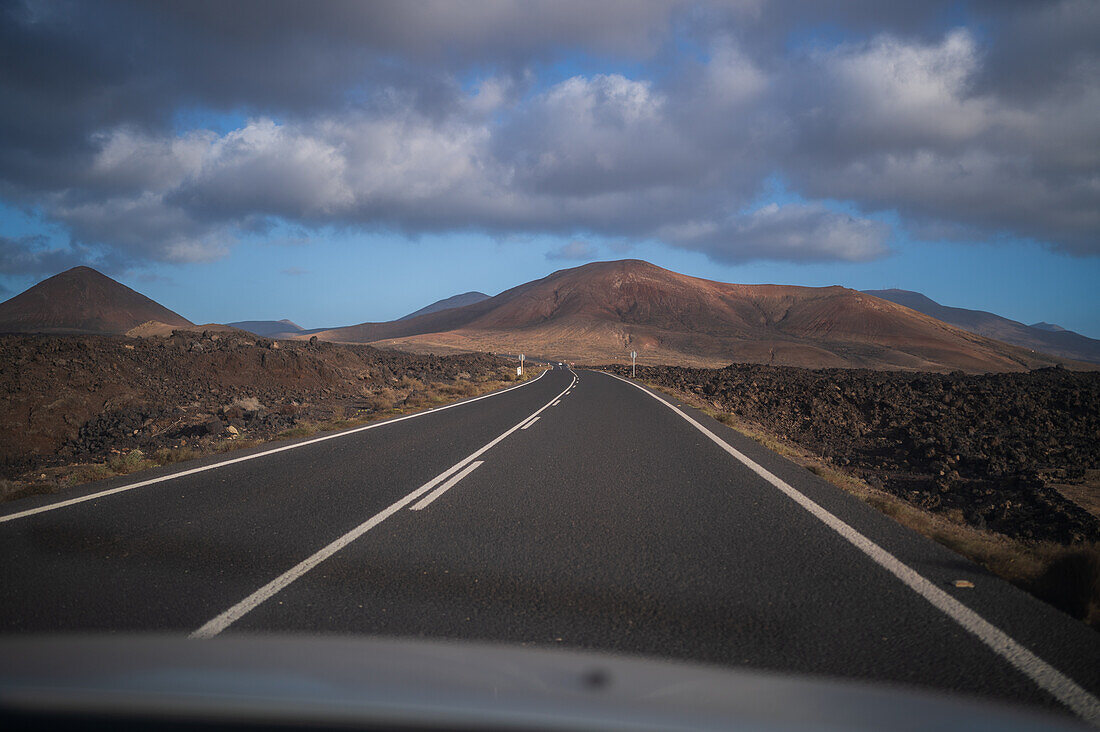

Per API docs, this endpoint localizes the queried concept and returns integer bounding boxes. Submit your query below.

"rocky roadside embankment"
[602,363,1100,544]
[1,332,522,498]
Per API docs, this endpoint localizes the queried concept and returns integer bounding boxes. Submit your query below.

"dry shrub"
[361,397,389,413]
[0,478,54,501]
[435,382,478,398]
[364,388,399,413]
[397,375,424,390]
[153,446,199,464]
[73,463,113,483]
[233,396,263,412]
[107,449,156,475]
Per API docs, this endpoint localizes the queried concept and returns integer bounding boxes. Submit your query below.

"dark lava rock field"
[603,363,1100,545]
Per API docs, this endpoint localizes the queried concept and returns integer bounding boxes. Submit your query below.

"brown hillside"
[302,260,1083,372]
[0,266,192,334]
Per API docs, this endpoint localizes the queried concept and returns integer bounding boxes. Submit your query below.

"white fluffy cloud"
[825,30,990,145]
[785,25,1100,253]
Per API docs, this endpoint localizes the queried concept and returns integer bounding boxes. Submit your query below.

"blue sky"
[1,1,1097,336]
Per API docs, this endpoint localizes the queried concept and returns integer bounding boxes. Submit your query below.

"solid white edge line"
[190,371,577,639]
[0,369,550,525]
[409,461,484,511]
[520,416,540,430]
[600,369,1100,725]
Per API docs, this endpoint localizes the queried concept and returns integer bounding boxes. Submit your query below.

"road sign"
[631,350,637,378]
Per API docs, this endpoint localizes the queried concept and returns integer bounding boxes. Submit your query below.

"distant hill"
[0,266,192,335]
[864,289,1100,365]
[399,291,490,321]
[226,319,304,337]
[297,260,1080,372]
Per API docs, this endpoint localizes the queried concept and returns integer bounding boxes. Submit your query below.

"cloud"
[817,30,990,146]
[281,266,309,276]
[48,192,233,263]
[783,26,1100,254]
[664,203,891,263]
[496,74,704,197]
[0,0,1097,269]
[267,236,311,247]
[546,240,599,261]
[0,234,105,275]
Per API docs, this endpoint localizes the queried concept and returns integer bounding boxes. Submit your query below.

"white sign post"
[518,353,525,376]
[631,350,637,378]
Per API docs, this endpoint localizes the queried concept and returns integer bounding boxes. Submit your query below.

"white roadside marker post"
[518,353,525,376]
[631,350,637,378]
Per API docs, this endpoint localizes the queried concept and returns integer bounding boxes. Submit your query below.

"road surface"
[2,367,1098,722]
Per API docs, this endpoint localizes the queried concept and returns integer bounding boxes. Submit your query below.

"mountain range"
[863,289,1100,365]
[292,260,1084,371]
[1,262,1095,372]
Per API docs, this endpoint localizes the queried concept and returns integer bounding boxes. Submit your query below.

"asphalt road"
[2,367,1098,722]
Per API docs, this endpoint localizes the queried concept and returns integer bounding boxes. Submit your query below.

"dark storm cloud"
[0,234,109,275]
[971,0,1100,101]
[0,0,1096,268]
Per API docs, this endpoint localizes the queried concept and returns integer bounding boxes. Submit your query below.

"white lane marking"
[191,372,577,639]
[409,461,483,511]
[0,370,549,525]
[552,400,561,406]
[520,416,540,430]
[602,370,1100,725]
